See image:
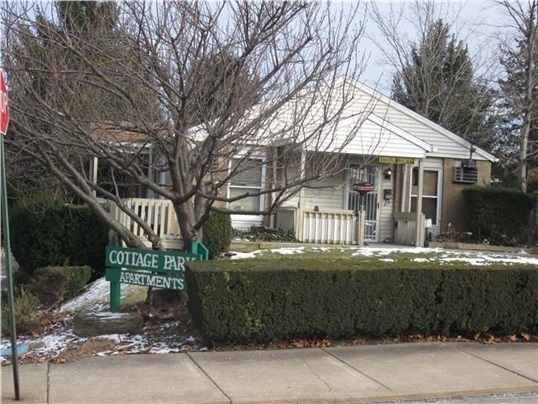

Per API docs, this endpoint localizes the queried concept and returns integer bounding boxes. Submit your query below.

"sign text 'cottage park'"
[105,246,201,290]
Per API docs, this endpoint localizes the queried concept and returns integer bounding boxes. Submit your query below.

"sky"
[352,1,512,94]
[0,1,515,97]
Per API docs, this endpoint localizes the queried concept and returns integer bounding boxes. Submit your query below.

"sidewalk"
[2,342,537,403]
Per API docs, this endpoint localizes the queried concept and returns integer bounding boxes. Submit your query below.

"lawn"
[227,245,538,266]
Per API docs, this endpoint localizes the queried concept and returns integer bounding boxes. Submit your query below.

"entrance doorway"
[347,165,380,241]
[411,168,442,235]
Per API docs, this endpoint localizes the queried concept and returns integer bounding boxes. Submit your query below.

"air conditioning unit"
[453,166,477,183]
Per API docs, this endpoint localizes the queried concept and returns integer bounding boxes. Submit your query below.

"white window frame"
[227,153,266,213]
[410,167,442,231]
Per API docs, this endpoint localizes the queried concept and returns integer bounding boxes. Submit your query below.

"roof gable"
[352,82,497,162]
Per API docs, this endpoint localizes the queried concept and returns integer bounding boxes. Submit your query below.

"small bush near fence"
[186,259,538,344]
[462,187,533,245]
[27,266,92,310]
[202,211,233,259]
[10,192,109,277]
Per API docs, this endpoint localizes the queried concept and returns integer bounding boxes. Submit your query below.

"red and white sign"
[353,182,374,196]
[0,71,9,135]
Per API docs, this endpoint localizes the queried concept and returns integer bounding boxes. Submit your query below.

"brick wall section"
[441,159,491,232]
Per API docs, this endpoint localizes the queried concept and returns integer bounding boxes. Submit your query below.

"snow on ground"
[60,277,145,312]
[2,245,537,364]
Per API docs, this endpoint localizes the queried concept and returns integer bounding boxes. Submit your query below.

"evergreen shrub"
[186,259,538,344]
[202,211,233,259]
[462,186,533,245]
[10,192,109,276]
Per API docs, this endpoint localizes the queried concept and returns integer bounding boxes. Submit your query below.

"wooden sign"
[105,242,209,311]
[377,156,416,165]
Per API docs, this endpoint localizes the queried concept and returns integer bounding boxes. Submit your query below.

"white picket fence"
[109,198,182,249]
[276,208,366,245]
[110,199,367,247]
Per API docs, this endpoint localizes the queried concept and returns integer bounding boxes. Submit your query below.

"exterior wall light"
[384,167,393,181]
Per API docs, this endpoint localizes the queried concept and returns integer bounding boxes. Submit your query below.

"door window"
[411,169,440,226]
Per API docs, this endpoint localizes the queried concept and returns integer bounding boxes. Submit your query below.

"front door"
[410,168,442,235]
[347,165,380,241]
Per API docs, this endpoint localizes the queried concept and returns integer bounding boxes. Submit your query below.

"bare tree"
[496,0,538,192]
[2,1,374,250]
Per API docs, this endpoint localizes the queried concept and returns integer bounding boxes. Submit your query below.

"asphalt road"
[391,393,538,404]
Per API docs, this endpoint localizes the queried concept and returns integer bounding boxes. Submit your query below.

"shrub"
[1,288,41,336]
[202,211,233,259]
[233,227,300,243]
[186,259,538,344]
[27,266,92,309]
[10,191,109,276]
[462,187,533,245]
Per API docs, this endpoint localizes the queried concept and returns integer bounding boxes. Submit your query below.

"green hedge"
[186,259,538,344]
[202,211,233,259]
[462,187,533,245]
[10,194,109,276]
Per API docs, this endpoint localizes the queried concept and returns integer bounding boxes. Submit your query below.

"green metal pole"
[110,281,121,312]
[0,135,20,400]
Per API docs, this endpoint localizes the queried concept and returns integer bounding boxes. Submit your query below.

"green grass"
[228,246,447,261]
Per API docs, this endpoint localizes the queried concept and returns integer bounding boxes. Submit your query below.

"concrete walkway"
[2,342,537,403]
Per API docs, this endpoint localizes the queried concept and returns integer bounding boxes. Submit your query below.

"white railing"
[110,198,181,248]
[276,207,365,245]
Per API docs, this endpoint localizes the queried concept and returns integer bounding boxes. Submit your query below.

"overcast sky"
[354,0,511,94]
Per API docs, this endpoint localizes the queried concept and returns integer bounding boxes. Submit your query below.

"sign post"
[1,70,20,400]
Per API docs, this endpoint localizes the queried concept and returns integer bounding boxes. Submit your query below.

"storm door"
[347,165,380,241]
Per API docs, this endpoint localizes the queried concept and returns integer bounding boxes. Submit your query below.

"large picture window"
[228,157,265,212]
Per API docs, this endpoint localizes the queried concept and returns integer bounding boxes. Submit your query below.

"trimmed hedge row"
[462,186,533,245]
[186,259,538,344]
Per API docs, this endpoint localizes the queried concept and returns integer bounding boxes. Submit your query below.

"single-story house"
[93,80,496,248]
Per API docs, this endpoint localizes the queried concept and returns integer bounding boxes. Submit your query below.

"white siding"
[302,171,346,211]
[351,86,494,161]
[302,115,429,159]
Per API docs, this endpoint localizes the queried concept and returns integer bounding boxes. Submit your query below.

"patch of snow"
[229,250,263,260]
[379,258,395,262]
[59,278,145,313]
[310,247,331,252]
[413,258,430,263]
[91,312,135,319]
[439,257,489,266]
[270,247,305,255]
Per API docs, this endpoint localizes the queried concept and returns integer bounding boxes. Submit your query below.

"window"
[411,169,440,226]
[228,157,265,212]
